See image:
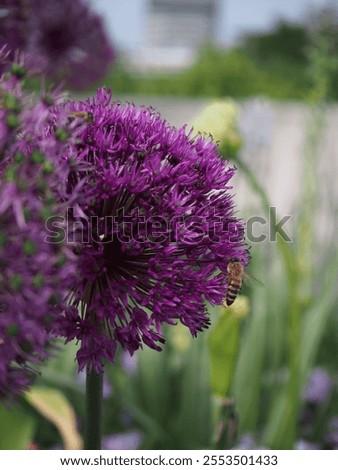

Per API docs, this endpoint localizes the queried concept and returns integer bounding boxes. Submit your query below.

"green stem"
[276,238,300,448]
[84,368,104,450]
[231,155,271,214]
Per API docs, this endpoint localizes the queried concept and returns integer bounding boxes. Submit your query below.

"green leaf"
[118,389,170,445]
[25,387,82,450]
[209,310,240,398]
[135,345,172,427]
[45,340,78,377]
[233,286,268,433]
[300,258,337,382]
[0,404,35,450]
[264,252,337,449]
[114,348,173,447]
[35,341,82,396]
[262,390,288,447]
[177,332,213,448]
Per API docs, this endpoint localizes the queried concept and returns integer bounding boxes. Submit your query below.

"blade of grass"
[177,331,213,448]
[232,268,268,433]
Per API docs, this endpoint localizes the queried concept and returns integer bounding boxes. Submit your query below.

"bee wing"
[242,271,264,286]
[224,273,232,285]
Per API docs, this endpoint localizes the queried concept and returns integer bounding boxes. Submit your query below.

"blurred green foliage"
[0,405,35,450]
[108,47,308,100]
[108,7,338,102]
[242,22,309,64]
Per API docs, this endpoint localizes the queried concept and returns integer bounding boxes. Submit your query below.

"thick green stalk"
[84,368,104,450]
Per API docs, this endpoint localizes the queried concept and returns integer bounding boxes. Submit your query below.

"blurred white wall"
[116,96,337,244]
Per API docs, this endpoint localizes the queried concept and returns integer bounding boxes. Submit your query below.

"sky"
[92,0,333,50]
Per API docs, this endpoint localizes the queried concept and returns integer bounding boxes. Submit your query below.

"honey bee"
[68,111,93,124]
[225,258,257,306]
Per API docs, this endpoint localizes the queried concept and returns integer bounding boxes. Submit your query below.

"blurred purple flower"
[304,368,333,404]
[0,0,115,89]
[325,416,338,448]
[235,433,268,450]
[120,411,134,427]
[102,376,113,399]
[53,88,250,373]
[0,2,23,60]
[121,351,137,376]
[299,407,316,426]
[236,434,257,450]
[102,431,143,450]
[295,439,320,450]
[0,59,78,400]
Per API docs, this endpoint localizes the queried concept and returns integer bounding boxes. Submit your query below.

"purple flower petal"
[304,368,332,404]
[102,431,143,450]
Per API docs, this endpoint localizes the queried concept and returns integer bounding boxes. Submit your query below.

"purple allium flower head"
[0,0,115,89]
[53,88,250,373]
[304,367,333,404]
[0,62,78,400]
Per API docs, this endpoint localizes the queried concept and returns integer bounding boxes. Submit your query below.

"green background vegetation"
[107,11,338,102]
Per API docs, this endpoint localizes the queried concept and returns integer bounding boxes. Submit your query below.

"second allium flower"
[53,89,250,372]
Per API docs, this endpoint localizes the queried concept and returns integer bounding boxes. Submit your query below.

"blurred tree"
[305,4,338,100]
[241,20,309,65]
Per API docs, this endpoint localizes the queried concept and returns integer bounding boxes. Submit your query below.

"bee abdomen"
[226,280,241,306]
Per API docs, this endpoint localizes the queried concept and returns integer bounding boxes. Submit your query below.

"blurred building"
[129,0,219,71]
